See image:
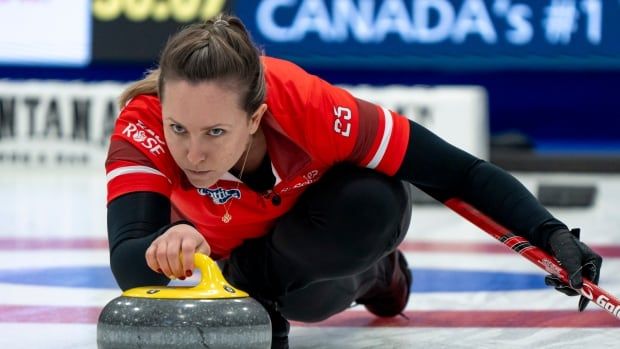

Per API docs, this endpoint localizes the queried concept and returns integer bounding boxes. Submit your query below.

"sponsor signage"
[235,0,620,69]
[0,81,486,168]
[92,0,232,62]
[0,0,91,66]
[5,0,616,69]
[0,81,125,168]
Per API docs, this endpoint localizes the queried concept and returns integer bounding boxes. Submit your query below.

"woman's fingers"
[195,237,211,257]
[145,223,210,279]
[155,240,175,278]
[181,237,197,277]
[145,243,161,275]
[166,237,184,278]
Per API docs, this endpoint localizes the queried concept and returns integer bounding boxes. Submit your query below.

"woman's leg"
[222,163,413,319]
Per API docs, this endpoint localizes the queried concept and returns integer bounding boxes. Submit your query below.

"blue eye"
[208,128,225,136]
[170,124,186,134]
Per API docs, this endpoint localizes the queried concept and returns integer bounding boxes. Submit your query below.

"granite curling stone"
[97,253,271,349]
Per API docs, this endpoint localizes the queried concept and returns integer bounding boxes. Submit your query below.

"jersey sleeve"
[263,57,410,176]
[105,94,177,203]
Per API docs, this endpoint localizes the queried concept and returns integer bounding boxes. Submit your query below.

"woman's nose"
[186,140,206,165]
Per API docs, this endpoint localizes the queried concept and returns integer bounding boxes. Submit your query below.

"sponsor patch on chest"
[197,187,241,204]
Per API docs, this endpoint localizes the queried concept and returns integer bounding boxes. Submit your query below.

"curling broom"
[444,198,620,320]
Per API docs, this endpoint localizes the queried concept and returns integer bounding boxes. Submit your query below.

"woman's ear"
[249,103,268,135]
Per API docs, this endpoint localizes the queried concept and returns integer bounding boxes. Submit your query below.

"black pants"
[222,163,413,322]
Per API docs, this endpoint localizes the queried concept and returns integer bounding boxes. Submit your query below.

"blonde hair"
[118,14,265,114]
[119,69,159,108]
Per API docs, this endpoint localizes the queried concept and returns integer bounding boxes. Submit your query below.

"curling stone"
[97,253,271,349]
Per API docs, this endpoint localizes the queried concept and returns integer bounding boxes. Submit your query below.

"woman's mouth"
[186,169,211,177]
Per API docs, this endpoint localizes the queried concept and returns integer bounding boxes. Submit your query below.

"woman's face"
[161,79,262,188]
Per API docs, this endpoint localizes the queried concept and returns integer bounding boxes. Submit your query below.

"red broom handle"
[444,198,620,320]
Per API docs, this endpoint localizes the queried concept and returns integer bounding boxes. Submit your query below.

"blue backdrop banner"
[234,0,620,70]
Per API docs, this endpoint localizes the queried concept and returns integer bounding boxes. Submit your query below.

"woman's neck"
[233,126,267,174]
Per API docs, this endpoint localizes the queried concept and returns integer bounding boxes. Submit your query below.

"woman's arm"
[393,119,566,248]
[394,120,601,310]
[107,191,171,290]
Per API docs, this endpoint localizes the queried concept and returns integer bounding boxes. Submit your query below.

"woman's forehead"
[165,80,242,104]
[162,81,246,124]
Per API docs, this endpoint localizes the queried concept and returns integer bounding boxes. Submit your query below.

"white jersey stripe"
[271,162,283,186]
[366,107,394,169]
[106,166,169,184]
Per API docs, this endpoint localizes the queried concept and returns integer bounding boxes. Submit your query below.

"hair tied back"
[213,18,229,27]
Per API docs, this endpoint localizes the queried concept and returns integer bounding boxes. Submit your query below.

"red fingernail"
[157,269,163,274]
[179,276,186,281]
[186,270,193,277]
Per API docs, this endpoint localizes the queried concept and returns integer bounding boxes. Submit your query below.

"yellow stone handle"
[189,253,249,297]
[122,253,249,299]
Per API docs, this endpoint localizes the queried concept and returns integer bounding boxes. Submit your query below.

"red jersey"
[106,57,410,259]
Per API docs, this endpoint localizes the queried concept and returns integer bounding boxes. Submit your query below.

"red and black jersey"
[106,56,411,258]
